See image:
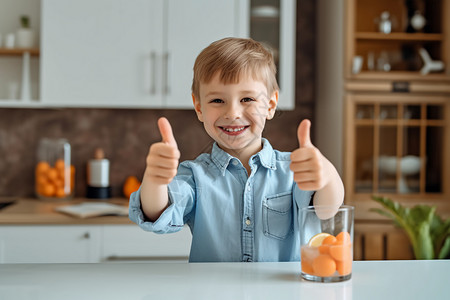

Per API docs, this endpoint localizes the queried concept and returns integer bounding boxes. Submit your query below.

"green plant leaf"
[438,236,450,259]
[415,222,434,259]
[371,196,417,254]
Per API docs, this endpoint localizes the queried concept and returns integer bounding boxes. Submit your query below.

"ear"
[192,93,204,122]
[266,90,279,120]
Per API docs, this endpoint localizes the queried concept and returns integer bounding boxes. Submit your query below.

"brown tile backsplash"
[0,0,316,198]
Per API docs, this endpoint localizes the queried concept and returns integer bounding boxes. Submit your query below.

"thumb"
[297,119,313,148]
[157,117,178,148]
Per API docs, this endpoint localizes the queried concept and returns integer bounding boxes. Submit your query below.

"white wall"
[315,0,344,174]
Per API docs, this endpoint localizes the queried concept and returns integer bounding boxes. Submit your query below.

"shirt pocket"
[262,191,293,240]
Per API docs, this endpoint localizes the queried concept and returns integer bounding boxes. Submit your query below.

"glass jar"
[35,138,75,200]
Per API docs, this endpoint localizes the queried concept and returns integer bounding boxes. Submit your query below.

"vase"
[16,28,35,48]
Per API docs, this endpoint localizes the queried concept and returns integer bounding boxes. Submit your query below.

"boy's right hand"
[144,117,180,185]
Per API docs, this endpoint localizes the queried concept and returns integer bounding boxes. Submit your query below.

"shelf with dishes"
[345,93,449,201]
[345,0,450,80]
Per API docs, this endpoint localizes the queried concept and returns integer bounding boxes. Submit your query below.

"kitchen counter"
[0,198,131,225]
[0,260,447,300]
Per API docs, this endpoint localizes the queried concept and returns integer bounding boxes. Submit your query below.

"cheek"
[245,104,269,123]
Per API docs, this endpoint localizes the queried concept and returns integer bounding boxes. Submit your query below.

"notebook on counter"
[55,202,128,218]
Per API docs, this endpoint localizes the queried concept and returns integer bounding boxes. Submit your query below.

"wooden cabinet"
[0,224,191,263]
[344,0,450,260]
[345,93,450,201]
[345,0,450,80]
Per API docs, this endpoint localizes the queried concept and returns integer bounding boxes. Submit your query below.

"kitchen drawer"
[100,225,192,262]
[0,225,102,263]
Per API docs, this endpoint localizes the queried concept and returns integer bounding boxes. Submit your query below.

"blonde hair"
[192,37,279,99]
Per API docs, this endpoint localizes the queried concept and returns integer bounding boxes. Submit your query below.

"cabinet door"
[247,0,296,110]
[101,225,192,262]
[164,0,243,108]
[41,0,164,107]
[345,93,450,202]
[0,225,101,263]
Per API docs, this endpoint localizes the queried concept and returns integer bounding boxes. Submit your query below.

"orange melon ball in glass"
[301,231,352,278]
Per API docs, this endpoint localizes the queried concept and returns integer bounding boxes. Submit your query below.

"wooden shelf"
[355,32,444,41]
[349,71,450,82]
[0,48,40,56]
[354,119,446,126]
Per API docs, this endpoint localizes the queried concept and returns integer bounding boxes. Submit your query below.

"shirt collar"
[211,138,277,175]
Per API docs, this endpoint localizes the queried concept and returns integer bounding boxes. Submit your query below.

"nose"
[224,102,242,120]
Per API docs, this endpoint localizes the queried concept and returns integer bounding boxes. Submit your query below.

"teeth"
[223,127,245,132]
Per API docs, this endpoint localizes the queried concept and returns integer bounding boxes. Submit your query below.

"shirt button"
[245,218,251,226]
[232,160,238,166]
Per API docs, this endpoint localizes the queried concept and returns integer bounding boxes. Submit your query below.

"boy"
[129,37,344,262]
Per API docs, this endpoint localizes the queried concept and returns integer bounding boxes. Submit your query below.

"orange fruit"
[322,235,337,245]
[55,159,65,171]
[123,176,141,198]
[336,260,352,276]
[336,231,351,244]
[329,243,352,262]
[36,161,50,175]
[318,244,330,254]
[312,254,336,277]
[47,168,58,181]
[41,183,56,197]
[308,232,331,247]
[55,187,66,198]
[301,260,314,275]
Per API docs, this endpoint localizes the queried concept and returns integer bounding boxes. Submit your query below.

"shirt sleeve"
[128,162,196,234]
[292,184,315,210]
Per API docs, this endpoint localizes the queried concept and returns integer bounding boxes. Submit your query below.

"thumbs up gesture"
[144,117,180,185]
[290,119,329,191]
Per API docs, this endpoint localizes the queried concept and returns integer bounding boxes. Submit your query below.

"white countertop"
[0,260,447,300]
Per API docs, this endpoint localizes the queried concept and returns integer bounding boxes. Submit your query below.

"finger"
[293,171,320,184]
[290,148,315,162]
[147,155,179,170]
[146,166,178,180]
[297,119,313,148]
[296,181,320,191]
[149,143,180,159]
[158,117,178,148]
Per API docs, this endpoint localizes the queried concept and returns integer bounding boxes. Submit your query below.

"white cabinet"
[0,225,102,263]
[101,225,192,262]
[40,0,243,108]
[247,0,297,110]
[1,0,296,110]
[0,224,192,263]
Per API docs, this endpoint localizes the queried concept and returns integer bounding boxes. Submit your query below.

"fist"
[290,119,328,191]
[144,117,180,185]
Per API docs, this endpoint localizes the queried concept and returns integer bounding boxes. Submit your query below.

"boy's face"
[193,72,278,158]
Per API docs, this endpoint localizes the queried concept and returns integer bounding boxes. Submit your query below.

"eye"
[209,98,224,103]
[241,97,255,103]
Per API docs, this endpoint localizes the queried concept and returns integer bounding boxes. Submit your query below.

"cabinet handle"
[163,52,170,95]
[150,52,157,95]
[83,232,90,239]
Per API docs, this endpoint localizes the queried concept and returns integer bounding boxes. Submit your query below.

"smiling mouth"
[219,126,249,135]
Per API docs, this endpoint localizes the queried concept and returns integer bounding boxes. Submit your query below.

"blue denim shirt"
[129,138,314,262]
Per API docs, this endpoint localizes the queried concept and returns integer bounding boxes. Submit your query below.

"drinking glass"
[300,205,354,282]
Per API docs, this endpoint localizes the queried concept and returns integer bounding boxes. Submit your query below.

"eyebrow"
[204,90,262,98]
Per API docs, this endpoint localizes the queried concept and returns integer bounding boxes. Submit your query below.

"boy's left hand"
[290,119,330,191]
